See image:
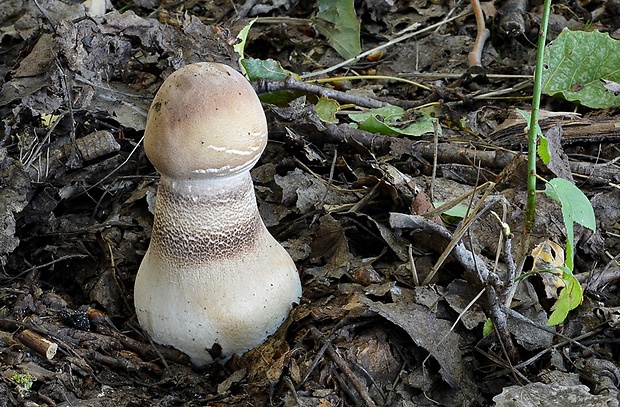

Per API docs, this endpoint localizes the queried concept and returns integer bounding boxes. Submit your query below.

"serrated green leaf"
[315,0,361,60]
[315,97,340,123]
[482,318,493,337]
[537,136,551,164]
[544,178,596,270]
[542,29,620,109]
[241,58,298,81]
[548,267,583,326]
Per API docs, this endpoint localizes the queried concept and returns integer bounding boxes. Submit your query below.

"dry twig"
[468,0,490,67]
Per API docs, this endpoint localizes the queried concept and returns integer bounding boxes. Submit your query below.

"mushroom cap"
[144,62,267,179]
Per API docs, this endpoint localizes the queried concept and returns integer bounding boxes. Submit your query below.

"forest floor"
[1,0,620,406]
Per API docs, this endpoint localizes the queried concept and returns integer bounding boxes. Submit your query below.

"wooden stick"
[17,329,58,360]
[468,0,491,67]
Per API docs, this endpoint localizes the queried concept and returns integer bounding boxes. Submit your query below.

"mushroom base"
[134,173,302,366]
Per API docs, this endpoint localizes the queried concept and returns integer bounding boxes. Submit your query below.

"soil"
[1,0,620,406]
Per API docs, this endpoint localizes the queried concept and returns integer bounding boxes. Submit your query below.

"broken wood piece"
[17,329,58,360]
[499,0,529,37]
[75,130,121,162]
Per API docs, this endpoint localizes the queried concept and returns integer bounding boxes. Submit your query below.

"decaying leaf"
[309,214,350,280]
[274,168,359,213]
[445,279,487,330]
[0,155,30,266]
[543,123,573,182]
[532,239,565,299]
[361,299,465,388]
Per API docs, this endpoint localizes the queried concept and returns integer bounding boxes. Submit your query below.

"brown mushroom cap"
[144,63,267,179]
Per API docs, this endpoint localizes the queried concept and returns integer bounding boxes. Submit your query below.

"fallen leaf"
[362,298,464,388]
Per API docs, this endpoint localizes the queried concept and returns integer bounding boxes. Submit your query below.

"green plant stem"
[511,0,553,305]
[527,0,552,228]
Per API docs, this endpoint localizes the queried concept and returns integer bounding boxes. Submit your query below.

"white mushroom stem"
[136,172,301,366]
[134,62,302,366]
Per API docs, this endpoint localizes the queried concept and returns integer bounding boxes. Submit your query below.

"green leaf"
[482,318,493,337]
[538,136,551,165]
[241,58,298,81]
[348,106,436,136]
[544,178,596,270]
[234,18,257,73]
[516,108,549,164]
[547,267,583,326]
[348,105,403,124]
[542,29,620,109]
[315,0,361,60]
[315,97,340,123]
[258,90,306,106]
[434,201,470,223]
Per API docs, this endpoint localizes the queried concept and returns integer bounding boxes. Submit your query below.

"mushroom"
[134,62,302,366]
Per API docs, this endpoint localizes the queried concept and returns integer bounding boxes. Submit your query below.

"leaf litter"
[0,0,619,406]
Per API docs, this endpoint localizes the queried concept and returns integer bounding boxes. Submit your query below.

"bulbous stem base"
[135,172,302,366]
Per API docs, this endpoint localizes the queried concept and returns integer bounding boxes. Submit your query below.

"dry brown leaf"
[532,239,565,299]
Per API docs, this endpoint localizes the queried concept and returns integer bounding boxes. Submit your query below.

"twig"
[309,328,378,407]
[501,306,600,354]
[325,343,378,407]
[401,72,533,80]
[408,245,419,286]
[57,59,81,170]
[484,327,604,380]
[488,284,518,360]
[7,254,89,281]
[17,329,58,360]
[579,252,620,292]
[422,287,486,368]
[297,336,331,388]
[32,0,57,34]
[423,182,497,285]
[319,147,338,208]
[254,77,389,108]
[23,113,65,170]
[475,346,529,384]
[78,135,145,197]
[283,376,303,407]
[468,0,491,67]
[309,75,431,92]
[331,369,364,407]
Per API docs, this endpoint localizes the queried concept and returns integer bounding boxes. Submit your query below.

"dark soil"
[1,0,619,406]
